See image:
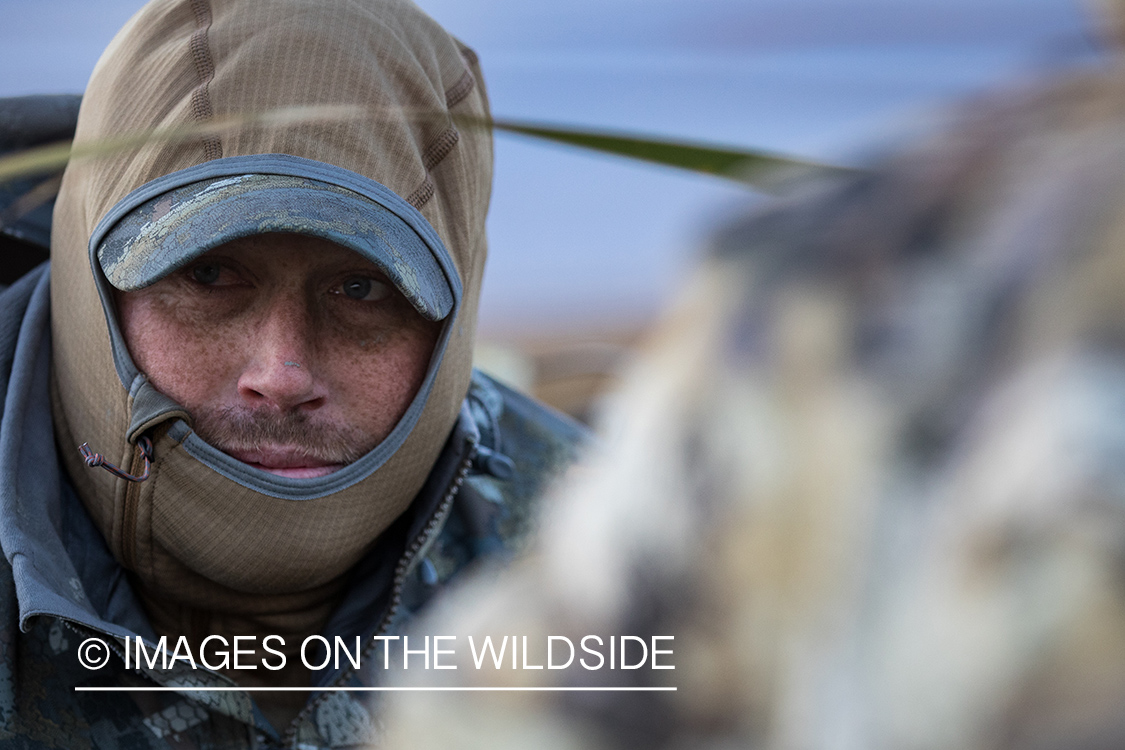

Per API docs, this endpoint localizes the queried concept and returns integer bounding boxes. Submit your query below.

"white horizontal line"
[74,686,677,693]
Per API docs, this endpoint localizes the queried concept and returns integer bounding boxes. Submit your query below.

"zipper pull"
[78,435,153,482]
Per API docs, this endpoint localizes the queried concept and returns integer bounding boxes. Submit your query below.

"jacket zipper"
[65,437,476,747]
[60,618,128,662]
[281,439,477,747]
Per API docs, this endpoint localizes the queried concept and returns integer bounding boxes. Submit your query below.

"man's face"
[114,233,442,479]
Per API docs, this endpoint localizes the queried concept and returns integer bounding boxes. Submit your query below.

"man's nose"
[236,300,326,411]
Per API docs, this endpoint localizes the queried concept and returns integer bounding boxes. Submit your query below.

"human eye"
[332,276,393,302]
[185,260,242,287]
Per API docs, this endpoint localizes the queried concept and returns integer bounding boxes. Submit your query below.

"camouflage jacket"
[0,264,587,749]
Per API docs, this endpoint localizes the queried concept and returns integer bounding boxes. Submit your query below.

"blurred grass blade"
[1,106,855,191]
[0,174,64,230]
[0,104,364,184]
[0,142,73,183]
[488,118,857,190]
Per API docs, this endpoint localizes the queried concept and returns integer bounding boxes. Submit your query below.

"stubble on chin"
[190,406,381,466]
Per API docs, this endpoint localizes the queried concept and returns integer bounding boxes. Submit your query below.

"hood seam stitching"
[422,127,459,171]
[188,0,222,161]
[445,69,475,109]
[406,127,461,210]
[458,45,479,67]
[406,175,434,209]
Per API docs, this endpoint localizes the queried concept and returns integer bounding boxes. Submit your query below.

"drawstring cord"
[78,435,153,482]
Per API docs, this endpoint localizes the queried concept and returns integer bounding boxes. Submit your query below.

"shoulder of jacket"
[0,266,49,426]
[0,95,79,277]
[467,368,591,551]
[466,368,590,477]
[423,370,591,579]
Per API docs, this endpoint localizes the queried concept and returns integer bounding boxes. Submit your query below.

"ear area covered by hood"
[48,0,492,607]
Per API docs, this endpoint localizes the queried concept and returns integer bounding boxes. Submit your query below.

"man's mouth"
[224,447,346,479]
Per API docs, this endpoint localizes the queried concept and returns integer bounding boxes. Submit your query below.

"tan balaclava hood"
[49,0,491,668]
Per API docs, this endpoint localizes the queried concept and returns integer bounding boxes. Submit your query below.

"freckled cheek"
[163,334,249,405]
[120,306,252,409]
[318,324,439,428]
